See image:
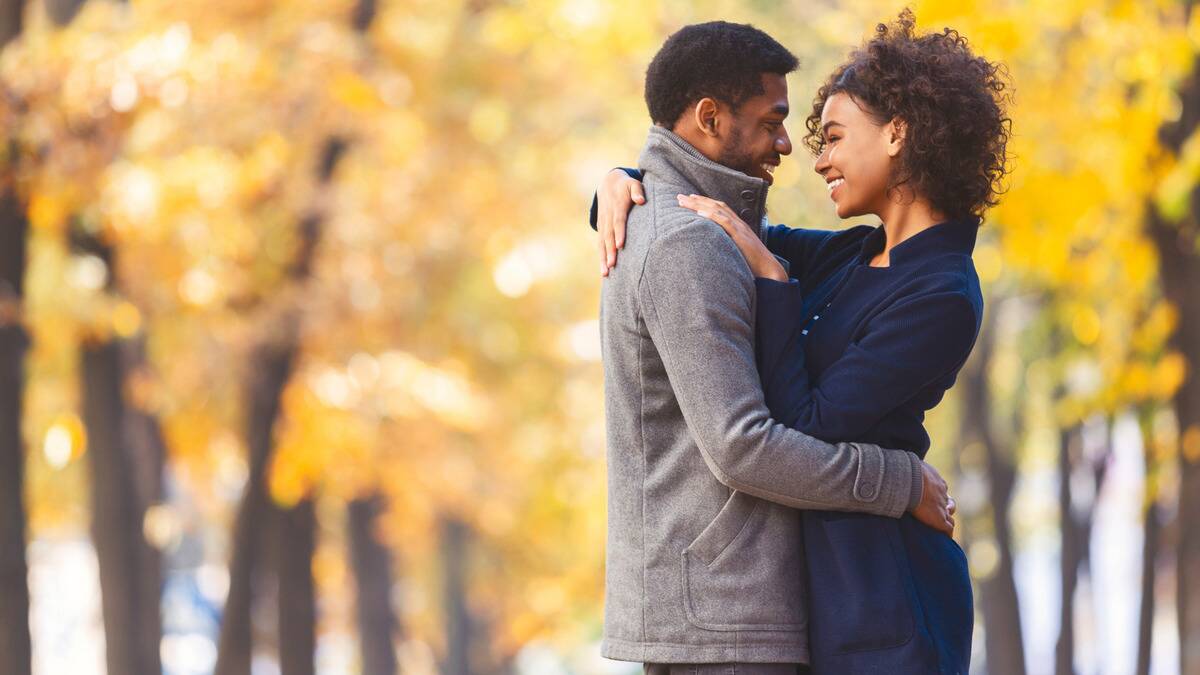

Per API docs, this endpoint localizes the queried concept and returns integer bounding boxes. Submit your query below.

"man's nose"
[775,129,793,156]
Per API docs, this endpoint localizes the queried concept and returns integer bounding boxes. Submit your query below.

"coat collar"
[858,215,981,266]
[637,126,769,239]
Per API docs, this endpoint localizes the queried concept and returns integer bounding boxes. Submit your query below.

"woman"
[592,11,1011,674]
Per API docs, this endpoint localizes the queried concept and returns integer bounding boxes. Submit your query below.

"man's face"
[716,73,793,185]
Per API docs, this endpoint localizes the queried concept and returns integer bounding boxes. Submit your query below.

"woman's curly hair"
[804,9,1013,221]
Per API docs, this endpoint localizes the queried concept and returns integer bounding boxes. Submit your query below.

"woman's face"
[812,92,902,219]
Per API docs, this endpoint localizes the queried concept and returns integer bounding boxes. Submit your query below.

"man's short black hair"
[644,21,799,127]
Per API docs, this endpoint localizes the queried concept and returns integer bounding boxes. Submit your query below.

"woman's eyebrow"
[822,121,845,132]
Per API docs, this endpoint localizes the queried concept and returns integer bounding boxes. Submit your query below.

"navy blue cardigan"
[755,219,982,458]
[755,218,981,675]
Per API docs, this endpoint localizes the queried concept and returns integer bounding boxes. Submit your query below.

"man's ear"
[886,117,907,157]
[693,97,721,138]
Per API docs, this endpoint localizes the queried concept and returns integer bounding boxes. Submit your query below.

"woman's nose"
[814,152,829,174]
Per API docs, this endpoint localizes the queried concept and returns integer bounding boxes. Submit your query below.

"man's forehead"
[750,73,790,114]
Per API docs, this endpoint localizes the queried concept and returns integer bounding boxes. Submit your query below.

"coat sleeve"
[639,220,923,515]
[752,275,979,443]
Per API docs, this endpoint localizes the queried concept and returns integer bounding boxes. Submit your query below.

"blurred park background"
[1,0,1199,673]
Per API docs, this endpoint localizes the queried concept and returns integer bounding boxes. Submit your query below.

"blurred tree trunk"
[1150,4,1200,667]
[43,0,86,25]
[64,0,165,669]
[0,111,32,675]
[0,0,20,45]
[80,341,163,675]
[215,335,296,675]
[348,493,399,675]
[219,2,374,667]
[956,301,1026,675]
[1056,424,1084,675]
[1148,204,1200,675]
[1055,419,1112,675]
[73,226,164,675]
[217,1,374,666]
[0,3,32,674]
[278,498,316,675]
[441,516,473,675]
[1136,406,1162,675]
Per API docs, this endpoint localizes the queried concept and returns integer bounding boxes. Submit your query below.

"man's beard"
[716,125,756,177]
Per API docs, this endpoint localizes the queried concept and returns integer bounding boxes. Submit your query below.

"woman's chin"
[833,201,864,220]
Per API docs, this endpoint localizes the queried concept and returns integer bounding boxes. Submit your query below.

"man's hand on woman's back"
[911,461,956,535]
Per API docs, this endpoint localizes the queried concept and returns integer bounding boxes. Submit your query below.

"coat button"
[738,208,752,220]
[740,189,755,201]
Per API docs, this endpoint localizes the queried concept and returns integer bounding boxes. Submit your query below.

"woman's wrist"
[746,242,788,281]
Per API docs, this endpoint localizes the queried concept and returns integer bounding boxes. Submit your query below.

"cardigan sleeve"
[753,277,979,445]
[762,224,838,286]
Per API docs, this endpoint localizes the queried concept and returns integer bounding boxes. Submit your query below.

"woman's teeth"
[827,178,845,192]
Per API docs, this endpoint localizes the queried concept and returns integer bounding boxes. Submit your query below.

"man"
[593,21,955,675]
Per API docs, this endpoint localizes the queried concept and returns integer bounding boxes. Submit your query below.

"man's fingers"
[947,497,957,516]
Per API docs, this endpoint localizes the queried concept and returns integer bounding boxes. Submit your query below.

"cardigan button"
[740,189,755,201]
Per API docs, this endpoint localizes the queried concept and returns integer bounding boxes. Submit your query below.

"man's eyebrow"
[822,121,844,132]
[771,104,790,116]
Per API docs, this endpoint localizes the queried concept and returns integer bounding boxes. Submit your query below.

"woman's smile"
[827,176,845,200]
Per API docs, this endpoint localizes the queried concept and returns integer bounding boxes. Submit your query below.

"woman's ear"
[694,97,720,138]
[886,117,906,157]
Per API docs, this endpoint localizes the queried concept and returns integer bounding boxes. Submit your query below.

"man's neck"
[637,126,769,239]
[670,122,724,167]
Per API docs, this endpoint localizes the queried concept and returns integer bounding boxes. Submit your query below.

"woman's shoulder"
[901,254,984,317]
[764,222,875,252]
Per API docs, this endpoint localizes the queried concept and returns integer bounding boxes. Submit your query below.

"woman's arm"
[754,278,972,534]
[761,224,839,288]
[589,168,644,276]
[753,277,978,441]
[676,194,787,281]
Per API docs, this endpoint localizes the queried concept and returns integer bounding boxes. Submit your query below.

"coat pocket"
[680,492,805,632]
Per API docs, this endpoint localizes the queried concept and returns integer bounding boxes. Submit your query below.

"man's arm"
[641,219,924,516]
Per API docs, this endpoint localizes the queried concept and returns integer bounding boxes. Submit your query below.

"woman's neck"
[868,195,947,267]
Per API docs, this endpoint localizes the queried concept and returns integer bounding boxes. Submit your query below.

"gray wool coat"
[598,126,924,664]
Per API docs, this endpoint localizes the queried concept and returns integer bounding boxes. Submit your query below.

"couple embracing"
[587,10,1010,675]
